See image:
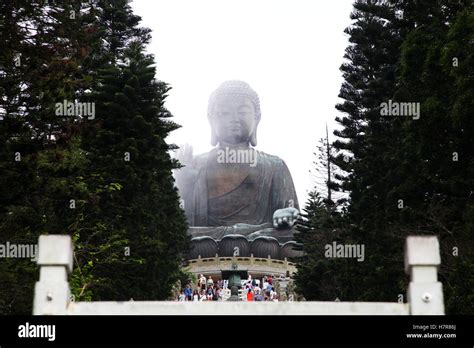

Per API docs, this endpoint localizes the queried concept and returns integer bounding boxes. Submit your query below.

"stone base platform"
[188,234,303,261]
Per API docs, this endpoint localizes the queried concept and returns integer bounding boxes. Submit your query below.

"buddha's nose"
[228,112,240,122]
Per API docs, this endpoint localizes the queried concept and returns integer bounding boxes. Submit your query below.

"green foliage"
[294,192,351,300]
[297,0,474,313]
[0,0,189,313]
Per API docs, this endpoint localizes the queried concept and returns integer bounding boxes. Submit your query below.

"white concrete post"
[405,236,444,315]
[33,235,73,315]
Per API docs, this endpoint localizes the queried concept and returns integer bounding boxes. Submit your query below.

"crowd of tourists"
[176,274,280,301]
[242,274,279,301]
[177,274,225,301]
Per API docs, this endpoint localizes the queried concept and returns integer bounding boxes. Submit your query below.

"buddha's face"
[212,96,256,145]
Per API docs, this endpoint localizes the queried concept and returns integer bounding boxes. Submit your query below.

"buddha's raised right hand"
[272,207,299,229]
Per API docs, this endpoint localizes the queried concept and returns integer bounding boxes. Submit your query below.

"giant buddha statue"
[175,80,301,260]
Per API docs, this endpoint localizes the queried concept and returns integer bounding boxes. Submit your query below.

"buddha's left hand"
[273,207,299,229]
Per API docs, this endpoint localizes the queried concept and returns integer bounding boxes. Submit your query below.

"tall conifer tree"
[0,0,189,312]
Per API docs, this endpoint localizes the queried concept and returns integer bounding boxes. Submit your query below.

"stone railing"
[33,235,444,315]
[186,254,297,277]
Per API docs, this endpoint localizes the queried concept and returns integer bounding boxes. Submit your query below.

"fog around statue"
[175,80,300,248]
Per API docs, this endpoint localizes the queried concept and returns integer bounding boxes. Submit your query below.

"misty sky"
[131,0,354,205]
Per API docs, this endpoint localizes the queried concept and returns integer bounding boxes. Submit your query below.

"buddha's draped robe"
[178,147,299,242]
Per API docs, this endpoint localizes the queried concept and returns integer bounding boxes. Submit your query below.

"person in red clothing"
[247,288,254,301]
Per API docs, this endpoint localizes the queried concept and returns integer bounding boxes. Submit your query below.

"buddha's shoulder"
[255,150,286,166]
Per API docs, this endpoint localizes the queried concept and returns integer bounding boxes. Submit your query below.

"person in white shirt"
[246,274,252,289]
[178,291,185,301]
[199,274,206,289]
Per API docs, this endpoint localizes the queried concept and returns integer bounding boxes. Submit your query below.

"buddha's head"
[208,80,261,146]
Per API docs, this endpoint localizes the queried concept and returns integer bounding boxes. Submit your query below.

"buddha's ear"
[250,129,258,146]
[209,115,218,146]
[250,120,259,146]
[211,128,218,146]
